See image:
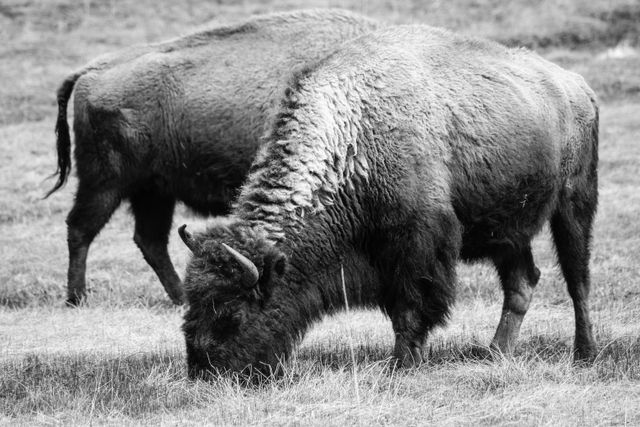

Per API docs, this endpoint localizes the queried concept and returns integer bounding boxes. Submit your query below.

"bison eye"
[205,259,226,273]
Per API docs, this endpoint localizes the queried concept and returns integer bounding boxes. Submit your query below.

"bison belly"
[452,151,560,261]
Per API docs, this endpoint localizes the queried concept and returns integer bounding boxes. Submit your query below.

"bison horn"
[221,243,259,287]
[178,224,201,255]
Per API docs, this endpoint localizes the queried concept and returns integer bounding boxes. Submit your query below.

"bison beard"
[181,24,599,377]
[45,9,380,306]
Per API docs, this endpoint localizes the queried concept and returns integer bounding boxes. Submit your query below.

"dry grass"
[1,307,639,425]
[1,0,640,425]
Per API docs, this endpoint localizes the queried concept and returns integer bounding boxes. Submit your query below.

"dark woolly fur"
[182,24,600,377]
[45,9,380,306]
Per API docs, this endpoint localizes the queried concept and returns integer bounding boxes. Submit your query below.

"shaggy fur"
[182,25,599,376]
[46,9,380,305]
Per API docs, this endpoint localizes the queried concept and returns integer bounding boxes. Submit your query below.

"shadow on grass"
[296,333,640,379]
[295,337,503,369]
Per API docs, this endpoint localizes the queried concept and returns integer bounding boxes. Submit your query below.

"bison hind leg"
[489,245,540,356]
[550,178,598,362]
[66,185,121,306]
[130,190,184,304]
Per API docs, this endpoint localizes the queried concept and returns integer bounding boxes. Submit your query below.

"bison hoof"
[573,345,597,365]
[65,296,82,307]
[393,344,424,369]
[65,290,87,307]
[488,343,512,360]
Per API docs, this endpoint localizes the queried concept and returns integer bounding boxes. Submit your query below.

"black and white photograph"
[1,0,639,424]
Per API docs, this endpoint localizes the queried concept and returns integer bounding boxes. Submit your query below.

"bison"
[46,9,380,306]
[179,25,599,376]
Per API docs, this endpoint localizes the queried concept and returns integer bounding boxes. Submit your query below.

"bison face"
[179,224,289,378]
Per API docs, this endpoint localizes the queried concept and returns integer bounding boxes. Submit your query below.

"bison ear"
[272,252,287,277]
[178,224,201,255]
[259,251,287,289]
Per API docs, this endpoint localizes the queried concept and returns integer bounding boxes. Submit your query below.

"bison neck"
[287,240,385,315]
[261,194,385,315]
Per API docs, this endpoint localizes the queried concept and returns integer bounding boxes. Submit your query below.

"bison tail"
[45,72,81,198]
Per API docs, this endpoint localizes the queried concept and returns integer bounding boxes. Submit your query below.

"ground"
[1,0,639,425]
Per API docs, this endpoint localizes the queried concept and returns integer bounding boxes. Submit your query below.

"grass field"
[1,0,639,424]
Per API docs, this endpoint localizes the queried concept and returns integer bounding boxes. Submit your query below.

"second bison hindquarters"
[47,9,381,306]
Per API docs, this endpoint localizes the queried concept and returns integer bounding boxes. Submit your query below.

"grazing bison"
[179,25,599,376]
[46,9,380,306]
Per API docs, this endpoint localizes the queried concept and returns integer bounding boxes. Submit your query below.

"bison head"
[179,221,293,379]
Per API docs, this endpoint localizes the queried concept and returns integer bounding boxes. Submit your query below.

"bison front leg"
[390,241,459,367]
[391,269,457,368]
[389,212,460,367]
[391,304,427,368]
[490,246,540,356]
